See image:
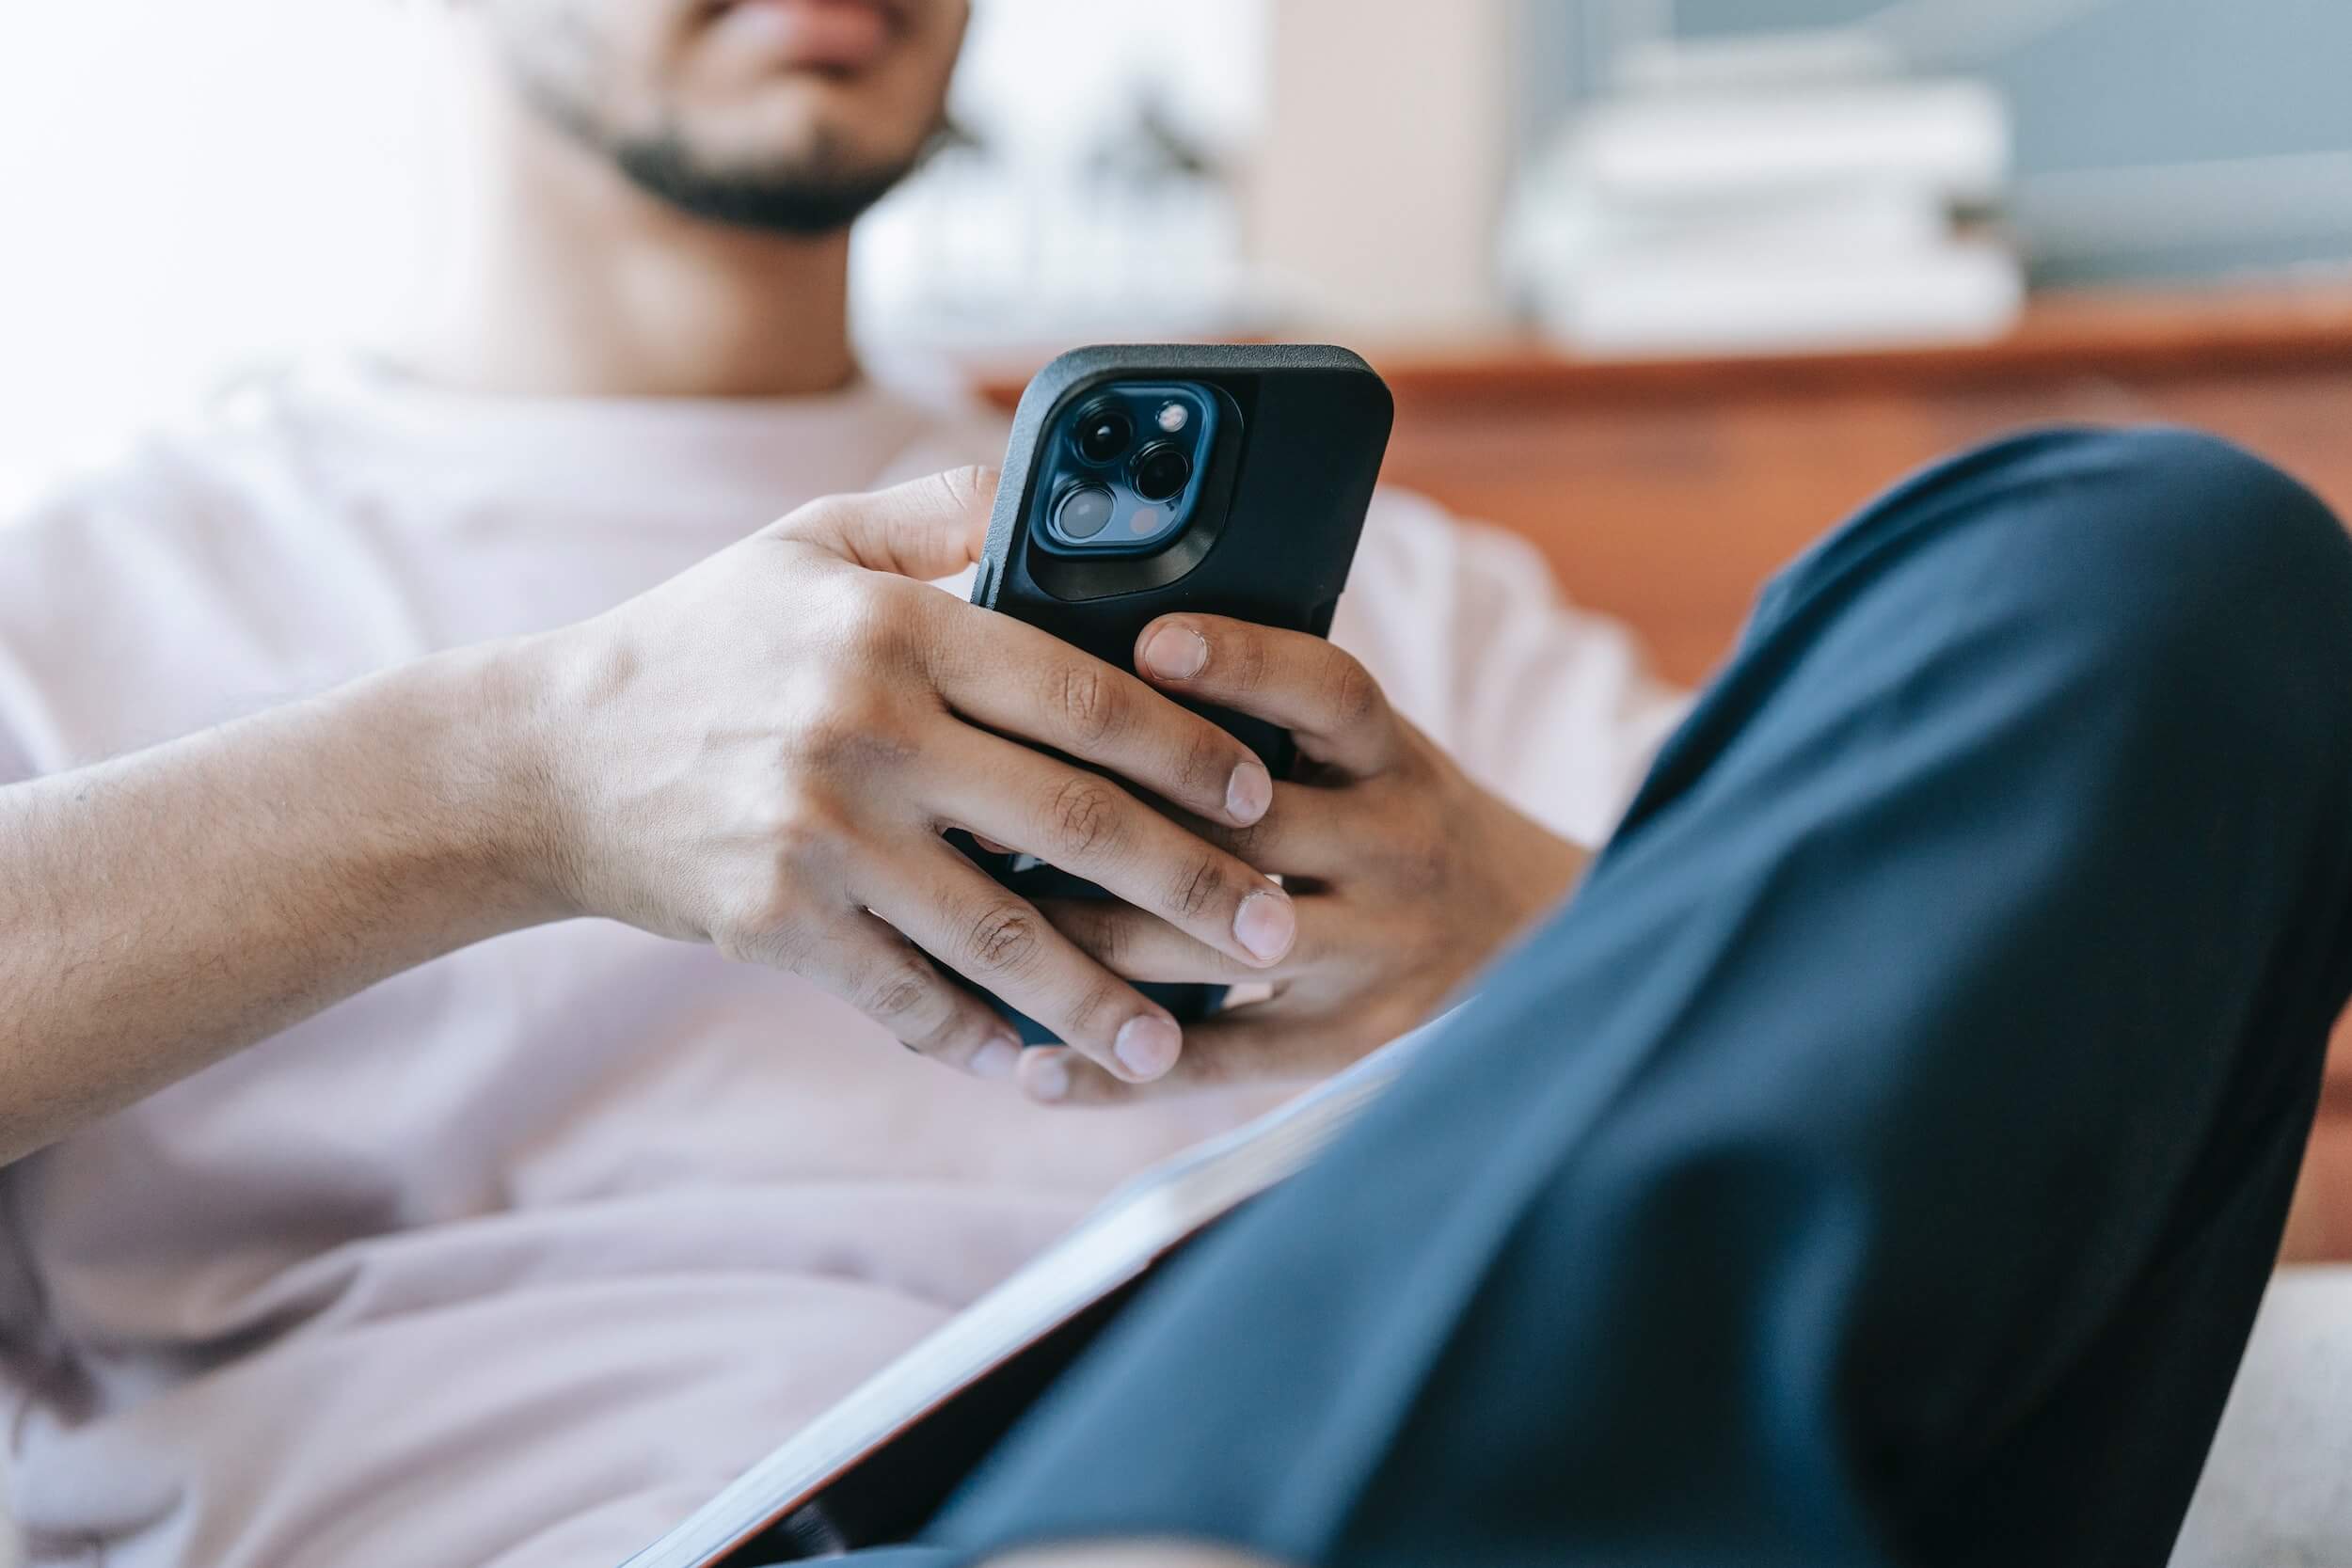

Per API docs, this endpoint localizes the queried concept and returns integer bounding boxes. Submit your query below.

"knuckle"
[1050,900,1118,963]
[1063,976,1133,1043]
[744,784,854,875]
[1169,850,1232,922]
[901,1004,974,1056]
[761,797,842,871]
[837,589,920,665]
[711,922,769,968]
[1221,812,1276,865]
[1081,911,1125,968]
[777,493,850,541]
[713,929,777,969]
[828,582,936,667]
[963,901,1044,978]
[949,1010,1006,1054]
[791,699,867,765]
[1325,652,1382,731]
[792,680,918,776]
[1051,661,1127,745]
[716,883,814,969]
[934,464,996,517]
[1044,774,1124,860]
[1223,631,1272,694]
[1181,724,1240,797]
[857,959,938,1026]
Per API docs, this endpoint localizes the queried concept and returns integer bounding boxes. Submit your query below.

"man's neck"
[401,71,859,403]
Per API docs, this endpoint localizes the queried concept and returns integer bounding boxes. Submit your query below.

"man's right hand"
[519,467,1297,1086]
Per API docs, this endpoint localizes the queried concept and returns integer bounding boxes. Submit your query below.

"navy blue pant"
[863,428,2352,1567]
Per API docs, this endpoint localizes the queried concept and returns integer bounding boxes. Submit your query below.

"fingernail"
[1026,1050,1072,1102]
[1141,624,1209,681]
[1226,758,1272,824]
[1233,888,1295,964]
[970,1035,1020,1082]
[1114,1015,1182,1081]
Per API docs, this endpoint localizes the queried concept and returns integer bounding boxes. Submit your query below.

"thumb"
[775,466,998,579]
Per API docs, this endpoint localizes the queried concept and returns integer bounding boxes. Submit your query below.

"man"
[2,7,2345,1568]
[0,3,1677,1563]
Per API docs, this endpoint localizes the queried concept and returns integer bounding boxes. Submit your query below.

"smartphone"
[953,344,1395,1044]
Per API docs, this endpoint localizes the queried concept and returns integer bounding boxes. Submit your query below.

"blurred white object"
[1541,239,2022,357]
[1506,31,2023,358]
[1563,77,2010,209]
[1522,182,1953,276]
[1613,28,1906,99]
[2171,1267,2352,1566]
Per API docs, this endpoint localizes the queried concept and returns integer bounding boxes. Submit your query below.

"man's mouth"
[695,0,904,71]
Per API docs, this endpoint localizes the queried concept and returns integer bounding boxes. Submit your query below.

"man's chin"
[609,133,919,237]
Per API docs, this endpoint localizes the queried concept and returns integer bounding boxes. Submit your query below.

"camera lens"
[1054,483,1117,541]
[1131,442,1192,503]
[1073,407,1133,466]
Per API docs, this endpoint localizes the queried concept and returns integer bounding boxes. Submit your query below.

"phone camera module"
[1073,407,1134,466]
[1053,483,1117,541]
[1131,442,1192,503]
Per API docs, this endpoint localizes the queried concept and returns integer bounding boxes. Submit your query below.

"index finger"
[1135,615,1401,778]
[932,604,1275,831]
[771,467,998,579]
[1014,1005,1358,1106]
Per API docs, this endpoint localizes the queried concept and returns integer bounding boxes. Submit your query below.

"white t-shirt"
[0,361,1684,1568]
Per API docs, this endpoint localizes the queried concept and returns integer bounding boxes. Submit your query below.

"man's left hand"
[1018,614,1591,1105]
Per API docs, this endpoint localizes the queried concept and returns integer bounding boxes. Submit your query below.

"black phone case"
[957,344,1394,1042]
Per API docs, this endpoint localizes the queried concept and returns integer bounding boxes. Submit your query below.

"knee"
[2074,425,2344,583]
[1780,424,2352,772]
[1982,426,2352,691]
[1768,427,2350,668]
[2033,430,2352,804]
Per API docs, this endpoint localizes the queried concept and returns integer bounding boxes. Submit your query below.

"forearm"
[0,639,561,1164]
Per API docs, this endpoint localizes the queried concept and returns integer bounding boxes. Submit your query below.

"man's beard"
[507,48,932,238]
[606,123,924,237]
[486,0,946,239]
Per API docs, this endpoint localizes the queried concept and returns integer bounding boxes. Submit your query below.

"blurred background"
[8,0,2352,499]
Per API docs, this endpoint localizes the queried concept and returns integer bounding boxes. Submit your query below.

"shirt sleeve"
[0,463,177,787]
[0,515,55,787]
[1331,489,1692,849]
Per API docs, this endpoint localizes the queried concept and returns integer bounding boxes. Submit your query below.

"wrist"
[386,631,586,929]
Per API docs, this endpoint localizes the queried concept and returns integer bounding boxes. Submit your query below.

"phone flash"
[1155,402,1189,434]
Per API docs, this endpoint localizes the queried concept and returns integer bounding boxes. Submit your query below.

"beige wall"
[1244,0,1516,334]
